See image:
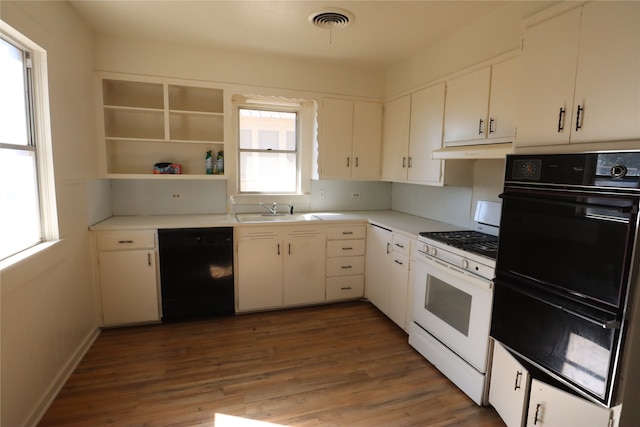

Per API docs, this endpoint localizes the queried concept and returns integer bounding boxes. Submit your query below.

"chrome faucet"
[259,202,277,215]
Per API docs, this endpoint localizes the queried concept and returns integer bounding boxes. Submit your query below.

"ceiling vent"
[309,8,354,30]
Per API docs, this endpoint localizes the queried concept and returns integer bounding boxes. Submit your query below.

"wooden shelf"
[100,76,225,179]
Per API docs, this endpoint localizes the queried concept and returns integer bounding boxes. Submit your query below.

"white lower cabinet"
[365,224,413,330]
[490,342,531,427]
[490,341,613,427]
[94,230,160,326]
[237,236,283,311]
[236,225,326,312]
[326,224,366,301]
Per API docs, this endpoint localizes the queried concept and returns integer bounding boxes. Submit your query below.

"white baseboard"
[24,327,101,427]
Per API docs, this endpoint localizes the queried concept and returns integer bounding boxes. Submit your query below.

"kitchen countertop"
[89,210,462,238]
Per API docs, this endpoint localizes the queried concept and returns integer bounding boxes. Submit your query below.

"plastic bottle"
[216,151,224,174]
[205,150,213,174]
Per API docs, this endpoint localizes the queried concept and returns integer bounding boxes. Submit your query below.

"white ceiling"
[69,1,551,70]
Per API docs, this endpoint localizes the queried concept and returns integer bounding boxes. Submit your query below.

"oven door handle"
[499,192,636,216]
[562,307,621,330]
[504,281,621,330]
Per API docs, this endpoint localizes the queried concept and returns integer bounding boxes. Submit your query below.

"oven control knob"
[430,247,437,256]
[461,259,469,269]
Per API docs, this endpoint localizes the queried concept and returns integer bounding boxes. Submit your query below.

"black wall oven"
[491,152,640,407]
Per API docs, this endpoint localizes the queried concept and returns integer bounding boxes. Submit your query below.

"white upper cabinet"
[381,83,471,185]
[320,98,382,180]
[381,95,412,182]
[407,83,446,183]
[444,56,520,146]
[488,57,522,142]
[444,67,492,145]
[570,1,640,144]
[515,2,640,147]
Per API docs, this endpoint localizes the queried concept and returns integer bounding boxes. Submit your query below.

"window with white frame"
[238,107,299,194]
[0,25,56,261]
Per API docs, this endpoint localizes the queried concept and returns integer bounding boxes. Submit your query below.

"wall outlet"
[351,192,360,198]
[170,193,182,199]
[319,190,325,200]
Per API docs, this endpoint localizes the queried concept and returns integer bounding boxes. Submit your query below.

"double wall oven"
[410,201,501,405]
[491,152,640,407]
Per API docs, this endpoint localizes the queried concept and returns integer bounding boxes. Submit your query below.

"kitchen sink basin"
[235,213,321,223]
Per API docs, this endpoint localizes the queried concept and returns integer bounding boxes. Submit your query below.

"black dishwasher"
[158,227,234,321]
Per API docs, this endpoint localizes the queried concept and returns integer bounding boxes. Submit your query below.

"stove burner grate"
[419,230,498,259]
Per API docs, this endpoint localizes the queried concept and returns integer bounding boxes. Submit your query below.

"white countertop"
[89,210,462,238]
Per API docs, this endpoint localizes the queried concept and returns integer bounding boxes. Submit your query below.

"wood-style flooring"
[38,301,504,427]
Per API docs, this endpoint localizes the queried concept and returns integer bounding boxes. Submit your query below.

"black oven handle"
[499,192,637,216]
[499,280,621,330]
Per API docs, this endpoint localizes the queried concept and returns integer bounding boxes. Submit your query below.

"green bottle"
[216,151,224,174]
[205,150,213,174]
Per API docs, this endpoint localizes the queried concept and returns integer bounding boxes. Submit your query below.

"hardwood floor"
[38,301,504,427]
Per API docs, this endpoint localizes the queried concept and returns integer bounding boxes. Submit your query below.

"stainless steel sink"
[235,213,321,223]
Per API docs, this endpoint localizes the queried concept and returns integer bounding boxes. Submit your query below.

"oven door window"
[498,191,637,308]
[412,258,493,372]
[425,275,472,336]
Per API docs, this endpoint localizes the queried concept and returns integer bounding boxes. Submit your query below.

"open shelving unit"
[100,76,226,179]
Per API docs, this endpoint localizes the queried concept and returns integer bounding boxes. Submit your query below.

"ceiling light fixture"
[309,8,354,44]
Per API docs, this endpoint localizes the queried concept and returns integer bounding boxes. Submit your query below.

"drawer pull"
[342,231,353,235]
[394,259,403,265]
[514,371,522,390]
[341,287,352,290]
[342,247,353,250]
[341,265,353,269]
[118,240,134,244]
[395,243,404,248]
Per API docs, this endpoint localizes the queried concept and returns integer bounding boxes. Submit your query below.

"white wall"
[385,1,555,98]
[0,2,100,426]
[95,35,386,99]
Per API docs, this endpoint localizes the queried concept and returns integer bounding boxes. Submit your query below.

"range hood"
[432,143,513,160]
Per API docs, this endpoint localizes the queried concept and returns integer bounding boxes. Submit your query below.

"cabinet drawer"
[392,234,411,256]
[327,225,366,240]
[327,239,366,257]
[96,231,156,251]
[326,275,364,300]
[327,256,365,276]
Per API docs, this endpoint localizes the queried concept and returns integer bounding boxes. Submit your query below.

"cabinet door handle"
[346,157,350,167]
[386,242,391,254]
[533,403,542,425]
[147,253,152,266]
[408,157,413,168]
[394,259,403,265]
[288,243,291,255]
[557,107,566,132]
[402,157,407,168]
[576,104,584,131]
[514,371,522,390]
[277,243,280,256]
[478,118,484,135]
[355,157,359,167]
[489,117,495,134]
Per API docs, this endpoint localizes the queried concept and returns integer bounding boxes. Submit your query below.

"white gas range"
[409,201,500,406]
